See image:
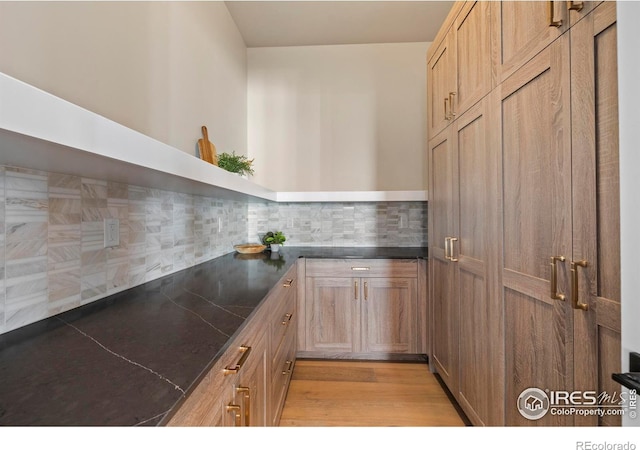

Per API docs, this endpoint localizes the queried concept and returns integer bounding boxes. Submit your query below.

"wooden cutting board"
[197,126,218,165]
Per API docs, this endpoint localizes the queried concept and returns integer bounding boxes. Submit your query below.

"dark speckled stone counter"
[0,247,427,426]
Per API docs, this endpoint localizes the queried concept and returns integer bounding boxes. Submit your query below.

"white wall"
[0,1,247,157]
[247,42,430,192]
[617,0,640,428]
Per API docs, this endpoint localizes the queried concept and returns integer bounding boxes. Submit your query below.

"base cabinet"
[167,265,297,427]
[299,259,426,359]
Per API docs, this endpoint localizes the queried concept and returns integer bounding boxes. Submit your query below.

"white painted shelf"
[276,190,427,202]
[0,72,427,203]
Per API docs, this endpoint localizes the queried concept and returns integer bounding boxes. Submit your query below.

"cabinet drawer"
[305,259,418,278]
[270,281,296,359]
[270,326,296,425]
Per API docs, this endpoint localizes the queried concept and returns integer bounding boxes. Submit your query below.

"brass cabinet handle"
[226,404,241,426]
[282,312,293,326]
[444,97,450,121]
[549,1,563,27]
[444,237,451,260]
[448,92,457,118]
[550,256,566,301]
[449,237,459,262]
[223,345,252,375]
[354,280,359,300]
[571,260,589,311]
[283,278,294,287]
[364,281,368,301]
[568,1,583,11]
[282,360,294,376]
[236,386,251,426]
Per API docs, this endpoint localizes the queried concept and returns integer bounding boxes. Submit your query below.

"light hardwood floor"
[279,360,468,426]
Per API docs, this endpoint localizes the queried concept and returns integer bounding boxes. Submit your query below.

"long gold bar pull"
[223,345,252,375]
[550,256,566,301]
[354,280,359,300]
[226,404,241,426]
[282,360,293,376]
[444,97,450,121]
[364,281,368,301]
[236,386,250,426]
[449,237,459,262]
[568,1,583,11]
[549,1,563,27]
[444,237,451,261]
[571,260,589,311]
[448,92,457,118]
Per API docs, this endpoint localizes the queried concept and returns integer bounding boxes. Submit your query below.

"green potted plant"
[262,231,286,252]
[217,151,255,177]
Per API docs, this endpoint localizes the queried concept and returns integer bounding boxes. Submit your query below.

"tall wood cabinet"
[427,1,620,426]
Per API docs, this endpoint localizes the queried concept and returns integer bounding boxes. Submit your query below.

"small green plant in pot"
[262,231,286,252]
[217,152,255,177]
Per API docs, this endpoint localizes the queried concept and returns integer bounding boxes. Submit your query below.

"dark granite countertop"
[0,246,427,426]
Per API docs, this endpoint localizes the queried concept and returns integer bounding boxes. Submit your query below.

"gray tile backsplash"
[0,165,248,334]
[248,201,428,247]
[0,164,427,335]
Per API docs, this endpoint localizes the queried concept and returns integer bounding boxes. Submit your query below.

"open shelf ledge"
[0,72,427,203]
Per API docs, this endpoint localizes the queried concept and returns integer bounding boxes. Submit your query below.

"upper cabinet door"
[428,31,457,138]
[453,1,493,116]
[493,1,569,83]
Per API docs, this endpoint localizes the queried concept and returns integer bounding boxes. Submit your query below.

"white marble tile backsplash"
[0,164,428,335]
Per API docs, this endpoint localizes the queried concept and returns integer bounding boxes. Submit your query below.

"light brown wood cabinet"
[427,1,493,138]
[167,264,297,427]
[428,1,620,427]
[298,259,427,359]
[429,94,502,426]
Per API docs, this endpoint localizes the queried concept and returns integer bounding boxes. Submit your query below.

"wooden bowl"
[234,244,267,254]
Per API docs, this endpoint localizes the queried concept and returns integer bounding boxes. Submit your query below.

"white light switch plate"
[104,218,120,248]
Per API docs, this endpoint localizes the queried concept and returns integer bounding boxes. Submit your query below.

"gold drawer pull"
[236,386,251,426]
[550,256,566,301]
[226,404,241,426]
[283,278,294,287]
[571,260,589,311]
[223,345,251,375]
[282,360,294,376]
[282,312,293,326]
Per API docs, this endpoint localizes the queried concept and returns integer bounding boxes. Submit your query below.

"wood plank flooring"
[279,360,467,426]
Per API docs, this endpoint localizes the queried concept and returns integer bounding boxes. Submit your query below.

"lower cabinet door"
[361,278,418,354]
[304,277,360,354]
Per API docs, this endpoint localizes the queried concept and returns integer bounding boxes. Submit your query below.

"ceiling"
[224,1,454,48]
